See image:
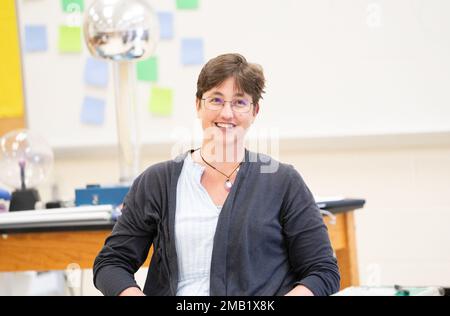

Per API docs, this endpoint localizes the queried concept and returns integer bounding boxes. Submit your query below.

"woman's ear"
[253,103,260,116]
[196,98,201,118]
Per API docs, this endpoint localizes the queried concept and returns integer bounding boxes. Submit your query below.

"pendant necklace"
[199,150,242,192]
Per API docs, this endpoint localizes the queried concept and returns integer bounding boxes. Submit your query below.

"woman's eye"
[210,98,223,104]
[235,99,248,106]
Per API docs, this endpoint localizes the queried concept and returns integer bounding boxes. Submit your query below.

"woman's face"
[196,76,259,149]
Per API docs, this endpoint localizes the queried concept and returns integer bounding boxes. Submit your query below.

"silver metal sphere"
[83,0,159,61]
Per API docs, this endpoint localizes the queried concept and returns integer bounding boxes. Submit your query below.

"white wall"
[19,0,450,149]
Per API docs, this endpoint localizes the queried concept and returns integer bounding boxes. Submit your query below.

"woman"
[93,53,340,296]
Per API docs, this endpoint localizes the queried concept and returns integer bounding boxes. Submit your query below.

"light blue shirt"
[175,153,222,296]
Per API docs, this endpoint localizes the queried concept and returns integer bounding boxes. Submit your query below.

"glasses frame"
[201,96,254,113]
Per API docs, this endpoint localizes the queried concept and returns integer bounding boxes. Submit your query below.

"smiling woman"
[194,54,264,168]
[193,54,263,194]
[93,53,340,297]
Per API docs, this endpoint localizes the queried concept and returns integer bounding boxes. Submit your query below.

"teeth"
[215,123,235,128]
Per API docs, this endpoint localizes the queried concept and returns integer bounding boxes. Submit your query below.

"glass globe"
[83,0,159,61]
[0,129,54,190]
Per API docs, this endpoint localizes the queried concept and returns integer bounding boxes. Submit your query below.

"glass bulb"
[0,129,54,190]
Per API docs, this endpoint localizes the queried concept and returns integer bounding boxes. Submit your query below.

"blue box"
[75,185,130,207]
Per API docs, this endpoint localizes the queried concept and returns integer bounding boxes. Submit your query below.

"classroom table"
[0,200,364,290]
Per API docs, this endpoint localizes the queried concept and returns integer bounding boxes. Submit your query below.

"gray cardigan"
[93,149,340,296]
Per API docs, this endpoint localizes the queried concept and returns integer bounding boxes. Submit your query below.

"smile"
[215,122,236,129]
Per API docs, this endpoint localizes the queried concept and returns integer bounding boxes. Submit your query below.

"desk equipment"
[84,0,159,184]
[0,188,11,213]
[334,286,445,296]
[316,196,366,213]
[0,129,53,211]
[0,204,118,232]
[75,184,129,207]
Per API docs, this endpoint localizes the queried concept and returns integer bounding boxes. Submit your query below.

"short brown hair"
[196,53,266,105]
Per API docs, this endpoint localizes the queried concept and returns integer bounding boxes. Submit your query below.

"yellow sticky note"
[149,87,173,116]
[58,26,82,53]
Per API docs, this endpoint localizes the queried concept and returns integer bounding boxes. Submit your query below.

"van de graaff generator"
[83,0,159,184]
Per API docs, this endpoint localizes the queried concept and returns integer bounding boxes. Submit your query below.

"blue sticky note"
[84,57,109,87]
[158,12,174,40]
[24,25,48,52]
[181,38,204,65]
[81,96,105,125]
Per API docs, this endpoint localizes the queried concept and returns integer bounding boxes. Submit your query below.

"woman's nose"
[219,102,234,119]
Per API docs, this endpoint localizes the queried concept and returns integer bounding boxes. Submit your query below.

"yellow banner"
[0,0,24,118]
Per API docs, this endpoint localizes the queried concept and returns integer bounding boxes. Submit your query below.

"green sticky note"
[137,57,158,82]
[149,87,173,116]
[58,26,82,53]
[62,0,84,12]
[176,0,199,10]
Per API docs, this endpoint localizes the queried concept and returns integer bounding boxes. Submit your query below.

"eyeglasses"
[201,96,253,113]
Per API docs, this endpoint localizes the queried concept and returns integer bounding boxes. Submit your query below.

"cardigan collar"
[166,148,253,295]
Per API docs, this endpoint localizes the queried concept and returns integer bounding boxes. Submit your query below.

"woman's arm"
[281,166,341,296]
[93,172,159,296]
[285,285,314,296]
[119,287,146,296]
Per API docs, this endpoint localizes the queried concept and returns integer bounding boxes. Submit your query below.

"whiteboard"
[17,0,450,151]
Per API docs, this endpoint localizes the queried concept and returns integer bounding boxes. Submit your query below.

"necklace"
[199,150,242,192]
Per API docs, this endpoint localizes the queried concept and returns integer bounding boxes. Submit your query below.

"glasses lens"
[209,97,223,105]
[204,97,252,112]
[205,97,223,110]
[232,98,251,112]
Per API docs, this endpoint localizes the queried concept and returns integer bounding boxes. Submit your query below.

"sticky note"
[149,87,173,116]
[181,38,204,65]
[137,57,158,82]
[81,96,105,125]
[58,26,82,53]
[24,25,47,52]
[158,12,174,40]
[176,0,199,10]
[84,57,109,87]
[62,0,84,13]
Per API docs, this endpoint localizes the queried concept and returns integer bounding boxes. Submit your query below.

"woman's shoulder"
[247,151,313,202]
[128,152,187,196]
[130,152,187,185]
[246,150,299,177]
[139,151,187,179]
